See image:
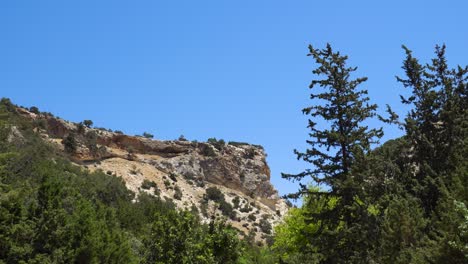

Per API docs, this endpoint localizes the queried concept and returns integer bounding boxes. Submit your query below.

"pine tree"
[396,44,468,213]
[395,44,468,262]
[282,43,383,262]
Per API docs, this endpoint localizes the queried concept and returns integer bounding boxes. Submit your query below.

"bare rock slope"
[18,107,289,241]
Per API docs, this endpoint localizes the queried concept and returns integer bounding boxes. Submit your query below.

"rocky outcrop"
[17,107,289,241]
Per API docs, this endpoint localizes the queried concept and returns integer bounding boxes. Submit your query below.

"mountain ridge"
[15,105,289,241]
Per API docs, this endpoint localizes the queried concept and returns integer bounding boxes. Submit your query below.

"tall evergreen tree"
[282,43,383,262]
[396,44,468,262]
[396,44,468,213]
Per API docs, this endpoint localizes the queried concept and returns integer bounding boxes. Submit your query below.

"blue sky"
[1,1,467,197]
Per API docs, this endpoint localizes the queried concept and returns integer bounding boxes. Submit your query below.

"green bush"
[169,172,178,182]
[240,205,253,213]
[141,179,157,190]
[62,133,77,154]
[173,185,183,200]
[33,119,47,130]
[143,132,154,139]
[183,172,196,181]
[206,187,225,202]
[259,218,272,234]
[29,106,40,114]
[207,137,225,151]
[233,196,241,209]
[219,200,236,219]
[83,119,93,128]
[163,180,171,188]
[248,214,257,222]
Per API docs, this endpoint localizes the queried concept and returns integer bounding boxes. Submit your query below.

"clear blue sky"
[1,1,467,197]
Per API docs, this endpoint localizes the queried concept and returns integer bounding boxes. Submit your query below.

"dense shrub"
[62,133,77,154]
[219,200,236,219]
[248,214,257,222]
[163,180,171,188]
[0,100,246,263]
[29,106,40,114]
[207,137,225,151]
[168,172,178,182]
[173,185,183,200]
[232,196,241,209]
[141,179,157,190]
[206,187,225,202]
[240,205,253,213]
[83,119,93,128]
[142,132,154,139]
[259,219,272,234]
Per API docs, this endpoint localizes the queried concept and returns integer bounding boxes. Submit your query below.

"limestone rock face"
[7,126,26,147]
[18,107,289,241]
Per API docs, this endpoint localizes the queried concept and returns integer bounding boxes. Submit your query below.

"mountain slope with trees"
[0,43,466,263]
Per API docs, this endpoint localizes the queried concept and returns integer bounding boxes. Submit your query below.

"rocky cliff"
[17,107,288,242]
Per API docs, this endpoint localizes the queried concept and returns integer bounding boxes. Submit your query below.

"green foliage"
[280,44,468,263]
[208,220,241,263]
[205,186,225,202]
[168,172,178,182]
[77,122,85,134]
[282,43,383,262]
[142,210,213,263]
[238,245,278,264]
[83,119,93,128]
[183,171,196,181]
[142,132,154,139]
[85,130,100,157]
[163,179,171,188]
[232,196,241,209]
[204,187,237,219]
[62,133,77,154]
[282,43,383,198]
[449,201,468,259]
[142,211,241,264]
[29,106,39,114]
[141,179,157,190]
[259,218,272,234]
[219,200,236,219]
[207,137,225,151]
[173,185,183,200]
[248,214,256,222]
[0,101,247,263]
[376,194,429,263]
[1,41,466,263]
[240,204,253,213]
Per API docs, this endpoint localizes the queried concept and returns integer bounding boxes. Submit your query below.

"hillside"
[15,105,289,241]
